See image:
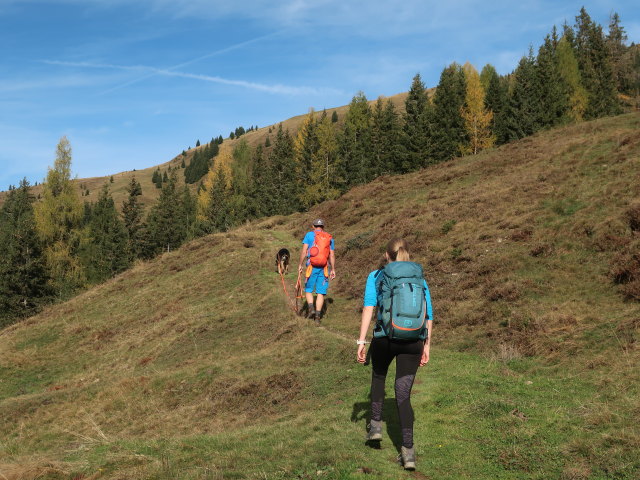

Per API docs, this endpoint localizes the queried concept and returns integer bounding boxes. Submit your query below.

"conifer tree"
[479,64,498,91]
[482,64,509,144]
[248,145,269,217]
[331,111,339,123]
[503,51,543,141]
[431,63,467,162]
[460,63,495,155]
[402,73,431,171]
[269,124,299,215]
[34,137,85,296]
[574,7,620,118]
[371,97,402,175]
[302,111,340,207]
[146,171,187,254]
[196,167,231,234]
[181,185,197,240]
[152,168,162,188]
[229,139,253,224]
[556,36,588,122]
[83,184,130,283]
[537,35,567,127]
[122,177,144,258]
[0,179,49,326]
[606,12,632,95]
[294,109,319,192]
[339,92,373,186]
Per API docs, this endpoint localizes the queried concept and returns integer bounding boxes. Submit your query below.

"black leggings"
[369,336,423,448]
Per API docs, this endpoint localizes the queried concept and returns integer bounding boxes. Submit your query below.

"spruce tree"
[431,63,467,162]
[371,97,402,175]
[152,168,162,188]
[34,137,85,296]
[402,73,431,172]
[574,7,620,118]
[607,13,633,95]
[197,168,231,234]
[331,111,339,123]
[537,35,567,127]
[269,124,299,215]
[339,92,373,186]
[503,51,543,141]
[248,145,269,217]
[83,184,130,283]
[146,171,187,254]
[181,185,197,240]
[302,111,340,207]
[122,177,144,259]
[294,109,319,196]
[556,36,588,122]
[0,179,49,326]
[482,64,509,144]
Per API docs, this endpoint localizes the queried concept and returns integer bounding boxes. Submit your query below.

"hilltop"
[0,93,408,213]
[0,113,638,479]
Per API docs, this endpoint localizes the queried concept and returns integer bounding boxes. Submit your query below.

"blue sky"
[1,0,638,190]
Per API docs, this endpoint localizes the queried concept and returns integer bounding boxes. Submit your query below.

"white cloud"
[43,59,342,96]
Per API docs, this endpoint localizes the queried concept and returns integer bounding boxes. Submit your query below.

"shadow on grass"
[298,296,334,318]
[351,398,403,452]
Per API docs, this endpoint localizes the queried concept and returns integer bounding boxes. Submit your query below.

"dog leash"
[278,269,300,314]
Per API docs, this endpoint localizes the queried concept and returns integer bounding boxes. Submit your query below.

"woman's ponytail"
[395,246,410,262]
[386,238,410,262]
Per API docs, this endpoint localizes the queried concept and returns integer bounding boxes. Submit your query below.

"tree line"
[1,7,637,327]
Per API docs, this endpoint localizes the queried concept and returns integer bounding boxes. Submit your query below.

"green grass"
[1,114,639,479]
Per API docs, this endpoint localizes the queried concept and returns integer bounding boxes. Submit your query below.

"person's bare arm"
[329,250,336,279]
[357,306,374,363]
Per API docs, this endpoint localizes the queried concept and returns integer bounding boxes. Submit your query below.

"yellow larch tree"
[460,62,495,155]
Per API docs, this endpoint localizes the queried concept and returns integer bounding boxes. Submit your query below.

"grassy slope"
[0,93,408,214]
[0,113,638,480]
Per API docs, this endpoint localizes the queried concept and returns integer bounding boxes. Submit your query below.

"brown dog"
[275,248,290,275]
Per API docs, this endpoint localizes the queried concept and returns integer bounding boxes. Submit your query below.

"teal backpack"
[375,261,428,341]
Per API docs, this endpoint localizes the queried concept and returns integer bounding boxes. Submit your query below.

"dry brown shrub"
[485,281,521,302]
[626,203,640,232]
[509,229,533,241]
[610,237,640,300]
[529,243,553,257]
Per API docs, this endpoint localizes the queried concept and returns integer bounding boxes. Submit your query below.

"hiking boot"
[400,446,416,470]
[314,310,322,325]
[366,419,382,441]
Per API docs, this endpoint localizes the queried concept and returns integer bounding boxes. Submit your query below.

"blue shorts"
[305,267,329,295]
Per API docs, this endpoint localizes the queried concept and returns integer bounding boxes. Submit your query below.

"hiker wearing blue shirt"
[298,218,336,323]
[356,238,433,471]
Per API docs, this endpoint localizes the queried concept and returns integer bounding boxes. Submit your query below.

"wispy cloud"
[98,31,285,95]
[43,59,341,96]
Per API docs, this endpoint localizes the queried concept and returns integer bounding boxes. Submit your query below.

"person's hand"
[420,344,430,366]
[330,269,336,280]
[298,264,303,273]
[357,344,366,363]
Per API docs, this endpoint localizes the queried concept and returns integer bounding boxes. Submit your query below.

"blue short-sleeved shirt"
[302,230,335,266]
[363,267,433,323]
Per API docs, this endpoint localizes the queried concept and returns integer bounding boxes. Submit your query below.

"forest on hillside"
[1,7,639,327]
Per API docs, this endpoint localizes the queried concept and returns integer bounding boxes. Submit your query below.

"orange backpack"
[309,230,332,268]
